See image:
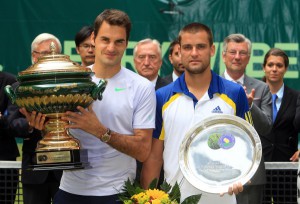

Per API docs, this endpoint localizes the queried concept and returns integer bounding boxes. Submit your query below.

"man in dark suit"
[133,38,169,90]
[294,94,300,133]
[7,33,62,204]
[133,38,168,186]
[222,34,272,204]
[163,39,184,83]
[294,94,300,204]
[0,71,19,204]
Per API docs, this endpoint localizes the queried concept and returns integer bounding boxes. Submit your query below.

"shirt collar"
[173,70,224,99]
[275,83,284,100]
[224,69,244,85]
[172,71,179,82]
[150,75,158,87]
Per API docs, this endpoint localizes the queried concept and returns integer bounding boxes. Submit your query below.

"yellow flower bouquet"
[118,179,201,204]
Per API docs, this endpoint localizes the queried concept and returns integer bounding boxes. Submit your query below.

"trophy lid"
[19,42,92,76]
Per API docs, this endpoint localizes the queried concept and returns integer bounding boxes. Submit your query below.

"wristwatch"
[100,128,111,143]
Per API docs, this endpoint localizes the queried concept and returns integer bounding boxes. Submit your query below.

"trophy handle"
[91,79,107,101]
[4,85,16,104]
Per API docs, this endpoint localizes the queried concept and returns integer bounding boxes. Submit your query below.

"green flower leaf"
[118,178,201,204]
[169,182,181,203]
[118,178,144,201]
[160,179,172,193]
[181,194,202,204]
[148,178,158,189]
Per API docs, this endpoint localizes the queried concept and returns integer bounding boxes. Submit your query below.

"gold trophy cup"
[5,43,106,170]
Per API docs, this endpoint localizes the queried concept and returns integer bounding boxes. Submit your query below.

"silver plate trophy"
[179,114,262,194]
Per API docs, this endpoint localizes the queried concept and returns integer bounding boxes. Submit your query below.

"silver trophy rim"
[179,114,262,194]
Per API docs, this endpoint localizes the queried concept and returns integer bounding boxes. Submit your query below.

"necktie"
[272,94,278,122]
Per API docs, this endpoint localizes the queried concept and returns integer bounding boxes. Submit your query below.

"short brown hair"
[93,9,131,42]
[263,48,289,68]
[178,22,213,46]
[168,38,180,55]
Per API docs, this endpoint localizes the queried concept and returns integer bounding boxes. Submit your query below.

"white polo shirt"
[59,67,156,196]
[154,71,252,204]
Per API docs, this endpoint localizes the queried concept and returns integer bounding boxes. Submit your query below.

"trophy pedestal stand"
[29,118,89,170]
[31,149,88,170]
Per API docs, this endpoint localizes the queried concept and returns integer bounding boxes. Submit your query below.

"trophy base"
[29,149,89,171]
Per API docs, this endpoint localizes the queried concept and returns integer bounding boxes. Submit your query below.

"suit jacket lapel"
[242,75,253,93]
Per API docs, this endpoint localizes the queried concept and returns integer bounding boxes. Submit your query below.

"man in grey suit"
[222,34,272,204]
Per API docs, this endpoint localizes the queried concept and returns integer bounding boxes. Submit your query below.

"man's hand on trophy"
[62,104,106,137]
[19,108,47,131]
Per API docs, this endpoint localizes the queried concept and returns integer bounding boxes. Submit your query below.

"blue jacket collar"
[172,70,224,99]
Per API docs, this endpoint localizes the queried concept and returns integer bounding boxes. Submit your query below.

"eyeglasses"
[225,50,249,57]
[32,50,52,56]
[79,44,95,50]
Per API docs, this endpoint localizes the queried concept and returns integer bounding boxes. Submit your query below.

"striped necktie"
[272,94,278,122]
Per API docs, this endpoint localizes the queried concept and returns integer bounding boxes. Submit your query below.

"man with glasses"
[0,71,18,204]
[8,33,62,204]
[75,26,95,67]
[133,38,169,90]
[222,33,272,204]
[31,33,61,64]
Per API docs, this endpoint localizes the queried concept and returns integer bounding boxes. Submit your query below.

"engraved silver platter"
[179,114,262,194]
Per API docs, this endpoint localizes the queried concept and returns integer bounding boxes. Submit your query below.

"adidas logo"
[212,106,223,113]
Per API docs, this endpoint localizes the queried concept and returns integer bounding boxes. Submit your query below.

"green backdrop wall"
[1,0,300,90]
